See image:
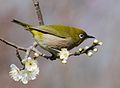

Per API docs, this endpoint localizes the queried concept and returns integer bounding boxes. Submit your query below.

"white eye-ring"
[79,34,84,39]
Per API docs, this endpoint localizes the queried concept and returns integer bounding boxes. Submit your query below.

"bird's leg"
[37,43,59,60]
[48,50,59,60]
[45,47,59,60]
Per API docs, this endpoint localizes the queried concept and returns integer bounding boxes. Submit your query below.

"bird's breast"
[34,33,74,50]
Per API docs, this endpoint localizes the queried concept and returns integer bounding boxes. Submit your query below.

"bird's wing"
[30,25,74,38]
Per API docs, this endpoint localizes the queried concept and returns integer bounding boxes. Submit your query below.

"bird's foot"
[44,54,58,61]
[49,54,58,60]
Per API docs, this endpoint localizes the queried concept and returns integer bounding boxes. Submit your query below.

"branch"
[0,37,51,60]
[0,37,26,51]
[70,41,100,56]
[32,0,44,25]
[16,49,24,65]
[57,39,102,64]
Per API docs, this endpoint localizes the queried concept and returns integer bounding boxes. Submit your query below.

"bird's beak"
[87,35,95,38]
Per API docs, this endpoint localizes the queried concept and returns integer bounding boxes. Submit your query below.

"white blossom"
[9,57,39,84]
[58,48,69,64]
[9,64,22,81]
[79,48,83,52]
[20,67,39,84]
[98,42,103,46]
[93,39,99,44]
[34,53,39,57]
[93,48,98,52]
[20,70,29,84]
[28,67,39,80]
[93,39,103,46]
[61,60,67,64]
[87,51,93,57]
[22,57,38,71]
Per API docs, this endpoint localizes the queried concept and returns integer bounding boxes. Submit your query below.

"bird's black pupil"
[80,34,84,38]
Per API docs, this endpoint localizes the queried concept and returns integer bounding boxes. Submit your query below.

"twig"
[81,44,97,54]
[32,0,44,25]
[24,42,38,59]
[16,49,22,62]
[32,47,51,59]
[16,49,24,65]
[0,37,51,59]
[70,42,101,56]
[0,37,26,51]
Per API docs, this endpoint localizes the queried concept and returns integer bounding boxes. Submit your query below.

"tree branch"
[0,37,26,51]
[32,0,44,25]
[16,49,24,65]
[70,42,100,56]
[0,37,51,59]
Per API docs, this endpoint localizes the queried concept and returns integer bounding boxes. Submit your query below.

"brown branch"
[32,0,44,25]
[0,37,26,51]
[16,49,22,61]
[24,42,38,59]
[0,37,51,60]
[16,49,25,65]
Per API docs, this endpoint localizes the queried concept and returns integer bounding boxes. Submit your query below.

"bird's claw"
[44,54,57,61]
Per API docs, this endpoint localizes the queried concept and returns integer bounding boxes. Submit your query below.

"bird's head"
[74,29,95,46]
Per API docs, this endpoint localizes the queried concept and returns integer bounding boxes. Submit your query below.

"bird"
[12,19,95,60]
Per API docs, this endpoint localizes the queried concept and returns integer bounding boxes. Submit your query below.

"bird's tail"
[11,19,31,30]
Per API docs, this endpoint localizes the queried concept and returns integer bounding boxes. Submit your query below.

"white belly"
[35,34,73,50]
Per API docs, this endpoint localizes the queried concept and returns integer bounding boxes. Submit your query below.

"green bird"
[12,19,94,60]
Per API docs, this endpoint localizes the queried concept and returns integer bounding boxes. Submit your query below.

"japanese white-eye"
[12,19,94,60]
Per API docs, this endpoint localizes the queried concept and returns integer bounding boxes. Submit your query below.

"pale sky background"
[0,0,120,88]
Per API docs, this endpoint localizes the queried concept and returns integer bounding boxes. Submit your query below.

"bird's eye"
[79,34,84,39]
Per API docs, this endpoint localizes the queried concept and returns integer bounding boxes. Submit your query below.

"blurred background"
[0,0,120,88]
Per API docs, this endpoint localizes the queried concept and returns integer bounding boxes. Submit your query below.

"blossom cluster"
[58,48,70,64]
[79,39,103,57]
[9,57,39,84]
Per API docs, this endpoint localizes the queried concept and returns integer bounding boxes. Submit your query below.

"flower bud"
[93,39,99,44]
[87,52,93,57]
[85,46,89,50]
[62,60,67,64]
[98,42,103,46]
[93,48,98,52]
[34,53,39,57]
